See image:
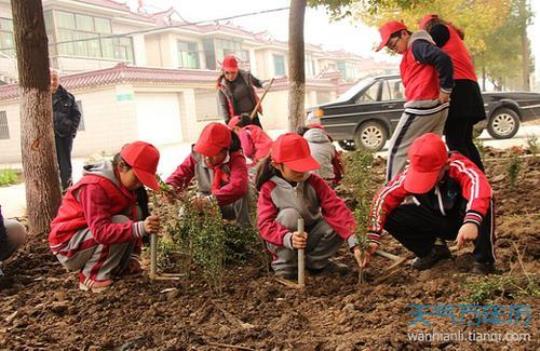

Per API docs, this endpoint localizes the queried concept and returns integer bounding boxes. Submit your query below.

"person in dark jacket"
[51,69,82,191]
[376,21,454,182]
[217,55,264,128]
[361,133,495,275]
[0,206,27,275]
[419,14,486,170]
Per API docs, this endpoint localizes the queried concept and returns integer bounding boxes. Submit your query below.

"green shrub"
[464,275,540,304]
[0,169,20,186]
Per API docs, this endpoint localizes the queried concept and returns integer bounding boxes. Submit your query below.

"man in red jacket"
[360,133,495,274]
[376,21,454,182]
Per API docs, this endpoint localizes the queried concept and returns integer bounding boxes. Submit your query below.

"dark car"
[313,75,540,151]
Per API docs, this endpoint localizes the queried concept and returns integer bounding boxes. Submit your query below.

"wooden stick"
[249,77,275,120]
[149,233,157,280]
[297,218,305,288]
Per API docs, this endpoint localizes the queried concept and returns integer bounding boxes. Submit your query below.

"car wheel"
[487,108,520,139]
[354,121,388,152]
[338,140,356,151]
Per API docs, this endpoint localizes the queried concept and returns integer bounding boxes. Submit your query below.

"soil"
[0,148,539,350]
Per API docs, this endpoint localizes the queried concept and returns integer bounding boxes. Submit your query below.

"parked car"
[313,75,540,151]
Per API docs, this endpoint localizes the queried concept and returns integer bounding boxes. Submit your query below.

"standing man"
[217,55,264,128]
[50,69,81,191]
[376,21,454,181]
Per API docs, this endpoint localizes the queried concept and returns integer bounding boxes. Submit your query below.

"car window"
[336,77,375,102]
[356,81,380,103]
[381,79,404,101]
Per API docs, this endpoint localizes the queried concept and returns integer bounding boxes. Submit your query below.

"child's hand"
[144,215,161,234]
[456,222,479,249]
[354,242,379,268]
[292,231,308,250]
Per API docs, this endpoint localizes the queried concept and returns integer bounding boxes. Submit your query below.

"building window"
[0,18,14,56]
[54,11,133,63]
[214,38,242,62]
[273,54,286,76]
[305,54,316,78]
[76,100,85,131]
[177,41,200,69]
[0,111,9,139]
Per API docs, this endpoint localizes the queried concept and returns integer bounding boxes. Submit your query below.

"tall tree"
[288,0,307,132]
[11,0,61,235]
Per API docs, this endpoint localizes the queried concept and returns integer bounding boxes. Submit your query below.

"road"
[1,124,539,218]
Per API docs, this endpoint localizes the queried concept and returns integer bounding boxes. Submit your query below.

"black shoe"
[471,261,496,275]
[308,260,350,276]
[412,244,452,271]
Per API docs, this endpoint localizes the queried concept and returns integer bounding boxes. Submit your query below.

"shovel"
[249,77,275,120]
[275,218,307,290]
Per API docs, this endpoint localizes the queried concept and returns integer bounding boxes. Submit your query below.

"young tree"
[11,0,61,235]
[288,0,307,132]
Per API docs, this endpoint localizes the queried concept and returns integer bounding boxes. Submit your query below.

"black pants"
[444,118,484,171]
[55,135,74,191]
[384,201,495,264]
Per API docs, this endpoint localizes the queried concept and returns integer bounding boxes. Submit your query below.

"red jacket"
[400,31,453,106]
[257,174,356,248]
[367,152,492,244]
[441,25,477,81]
[166,150,248,206]
[237,125,272,165]
[49,163,144,252]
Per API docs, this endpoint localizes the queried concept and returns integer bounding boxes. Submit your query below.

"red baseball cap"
[404,133,448,194]
[376,20,408,51]
[228,116,241,129]
[271,133,319,172]
[194,123,231,157]
[120,141,160,191]
[419,14,438,30]
[222,55,239,72]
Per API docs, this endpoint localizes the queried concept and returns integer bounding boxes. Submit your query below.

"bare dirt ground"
[0,148,538,351]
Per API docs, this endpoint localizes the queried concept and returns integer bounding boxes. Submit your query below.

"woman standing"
[420,14,485,170]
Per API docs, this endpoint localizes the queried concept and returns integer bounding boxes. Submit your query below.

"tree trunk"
[11,0,61,235]
[288,0,306,132]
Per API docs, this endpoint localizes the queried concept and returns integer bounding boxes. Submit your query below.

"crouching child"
[166,122,251,226]
[361,133,495,274]
[49,141,161,292]
[256,133,363,280]
[0,205,27,275]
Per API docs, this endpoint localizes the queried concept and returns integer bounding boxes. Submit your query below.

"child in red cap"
[376,20,454,182]
[256,133,361,279]
[298,112,343,186]
[419,14,486,171]
[217,55,264,128]
[166,122,250,225]
[361,133,495,274]
[228,114,272,168]
[49,141,161,292]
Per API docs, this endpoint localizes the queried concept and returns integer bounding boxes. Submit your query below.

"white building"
[0,0,397,163]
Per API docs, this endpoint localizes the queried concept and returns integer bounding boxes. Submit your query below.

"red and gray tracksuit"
[257,174,357,276]
[49,161,146,284]
[303,126,343,185]
[387,30,454,181]
[369,152,495,264]
[166,149,250,225]
[236,125,272,166]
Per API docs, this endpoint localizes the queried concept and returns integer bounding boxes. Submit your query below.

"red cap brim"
[133,168,159,191]
[403,169,440,194]
[194,143,221,157]
[375,36,390,52]
[284,156,320,173]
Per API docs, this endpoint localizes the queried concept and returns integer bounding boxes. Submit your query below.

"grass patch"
[464,274,540,304]
[0,168,21,187]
